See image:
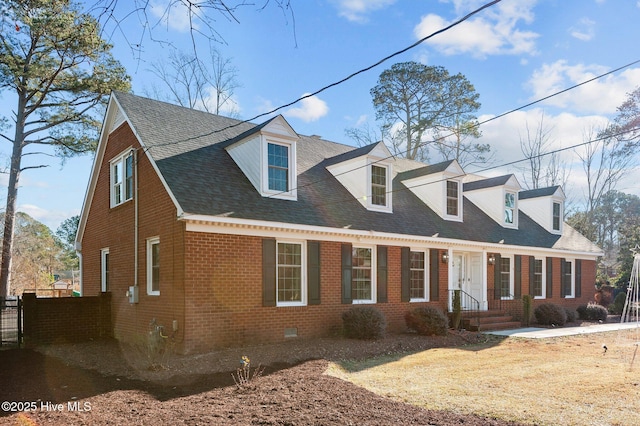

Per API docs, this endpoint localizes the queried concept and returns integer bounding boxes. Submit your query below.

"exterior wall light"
[441,252,449,264]
[488,254,496,265]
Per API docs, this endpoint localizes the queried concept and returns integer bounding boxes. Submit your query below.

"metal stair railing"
[449,289,481,330]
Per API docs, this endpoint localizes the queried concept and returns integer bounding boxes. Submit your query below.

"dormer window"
[552,201,561,232]
[446,180,459,216]
[371,165,387,206]
[504,191,516,225]
[367,162,392,212]
[226,115,298,201]
[267,142,289,192]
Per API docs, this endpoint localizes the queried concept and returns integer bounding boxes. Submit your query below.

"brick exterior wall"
[81,123,185,347]
[80,122,600,354]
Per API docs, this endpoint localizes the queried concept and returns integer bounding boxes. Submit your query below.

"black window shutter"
[377,246,388,303]
[514,255,522,299]
[494,253,502,300]
[341,243,353,304]
[529,256,536,296]
[308,241,321,305]
[429,249,439,301]
[546,257,553,298]
[561,259,567,297]
[575,259,582,298]
[401,247,410,302]
[262,238,276,307]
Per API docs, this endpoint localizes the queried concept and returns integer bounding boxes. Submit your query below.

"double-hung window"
[147,237,160,296]
[352,247,374,303]
[499,256,512,298]
[371,165,387,206]
[533,258,544,298]
[504,192,516,225]
[276,241,305,306]
[111,150,134,207]
[268,143,289,192]
[446,180,459,217]
[552,202,561,232]
[410,250,427,301]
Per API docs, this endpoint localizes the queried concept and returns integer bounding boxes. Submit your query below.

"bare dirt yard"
[0,330,527,426]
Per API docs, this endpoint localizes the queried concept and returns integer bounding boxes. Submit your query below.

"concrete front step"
[459,310,522,332]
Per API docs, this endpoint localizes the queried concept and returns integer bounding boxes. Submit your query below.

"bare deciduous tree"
[147,48,240,116]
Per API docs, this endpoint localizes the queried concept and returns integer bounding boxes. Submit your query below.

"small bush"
[577,302,608,321]
[405,306,448,336]
[342,306,387,340]
[565,308,577,323]
[534,303,567,326]
[610,292,627,315]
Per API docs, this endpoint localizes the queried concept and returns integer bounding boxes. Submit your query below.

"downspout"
[75,242,82,296]
[133,148,138,292]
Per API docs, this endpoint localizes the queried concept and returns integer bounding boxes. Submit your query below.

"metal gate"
[0,297,22,347]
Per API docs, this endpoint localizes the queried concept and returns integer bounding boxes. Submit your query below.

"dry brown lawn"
[327,328,640,426]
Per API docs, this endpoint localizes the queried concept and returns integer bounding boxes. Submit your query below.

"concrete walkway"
[487,322,640,338]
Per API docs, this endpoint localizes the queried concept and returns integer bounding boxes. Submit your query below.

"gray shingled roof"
[113,92,601,254]
[463,175,513,191]
[519,186,561,200]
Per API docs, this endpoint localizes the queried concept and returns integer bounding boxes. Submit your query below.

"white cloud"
[476,108,612,200]
[149,0,197,33]
[526,61,640,115]
[569,17,596,41]
[331,0,396,23]
[18,204,79,230]
[414,0,539,58]
[285,95,329,122]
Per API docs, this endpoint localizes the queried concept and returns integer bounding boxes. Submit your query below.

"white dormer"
[519,186,566,234]
[226,115,298,200]
[398,160,465,221]
[326,142,393,213]
[464,174,522,229]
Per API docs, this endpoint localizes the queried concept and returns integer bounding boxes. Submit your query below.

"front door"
[452,252,484,310]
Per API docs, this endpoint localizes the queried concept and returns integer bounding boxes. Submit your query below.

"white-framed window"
[504,191,517,227]
[100,248,110,292]
[563,259,575,298]
[352,246,376,303]
[110,149,134,208]
[367,163,392,212]
[410,250,428,302]
[276,240,306,306]
[532,257,545,299]
[499,255,514,299]
[268,142,289,192]
[146,237,160,296]
[552,201,562,232]
[446,180,460,217]
[262,138,297,200]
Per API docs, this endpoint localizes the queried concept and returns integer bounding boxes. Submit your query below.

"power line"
[266,58,640,199]
[145,0,502,148]
[307,125,640,209]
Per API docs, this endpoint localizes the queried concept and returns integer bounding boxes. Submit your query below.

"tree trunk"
[0,94,26,299]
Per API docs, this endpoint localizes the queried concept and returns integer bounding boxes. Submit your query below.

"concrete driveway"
[487,322,640,338]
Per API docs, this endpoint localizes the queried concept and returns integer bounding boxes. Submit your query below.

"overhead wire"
[266,57,640,200]
[143,0,503,148]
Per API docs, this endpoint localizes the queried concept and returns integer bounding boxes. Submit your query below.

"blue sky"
[1,0,639,231]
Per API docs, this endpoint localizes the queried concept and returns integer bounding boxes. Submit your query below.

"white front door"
[452,252,484,310]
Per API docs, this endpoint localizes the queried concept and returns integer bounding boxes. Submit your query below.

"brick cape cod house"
[76,91,602,354]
